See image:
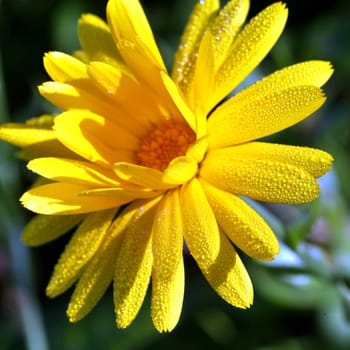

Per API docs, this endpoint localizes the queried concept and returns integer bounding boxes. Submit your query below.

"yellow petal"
[43,51,88,82]
[88,62,163,127]
[231,61,334,107]
[67,204,138,322]
[78,13,124,65]
[214,142,333,178]
[160,72,196,131]
[46,209,116,297]
[151,190,184,332]
[107,0,165,70]
[209,0,249,69]
[54,110,136,166]
[186,136,208,163]
[214,3,288,105]
[191,31,215,127]
[200,151,320,204]
[20,183,131,215]
[114,197,161,328]
[180,178,220,266]
[0,123,56,148]
[208,86,326,149]
[27,157,120,186]
[78,187,160,199]
[0,119,78,160]
[171,0,219,92]
[22,214,84,246]
[200,179,279,261]
[198,231,253,308]
[162,156,197,185]
[38,81,119,121]
[113,162,174,190]
[107,39,179,119]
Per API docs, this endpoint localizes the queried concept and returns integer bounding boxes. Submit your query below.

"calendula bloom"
[0,0,333,332]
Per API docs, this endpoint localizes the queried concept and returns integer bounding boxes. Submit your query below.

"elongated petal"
[196,231,253,308]
[20,183,131,215]
[209,0,249,69]
[191,31,215,126]
[27,157,120,186]
[88,62,163,126]
[107,0,165,70]
[214,3,288,105]
[171,0,219,91]
[46,209,116,297]
[38,82,120,121]
[54,110,137,166]
[0,119,79,160]
[78,13,123,65]
[186,137,208,163]
[22,214,84,246]
[151,190,184,332]
[208,86,326,148]
[231,61,333,106]
[114,197,161,328]
[162,156,197,185]
[212,142,333,178]
[200,179,279,261]
[0,123,55,148]
[43,51,88,82]
[67,204,138,322]
[160,72,196,130]
[180,178,220,266]
[200,152,320,204]
[113,162,175,190]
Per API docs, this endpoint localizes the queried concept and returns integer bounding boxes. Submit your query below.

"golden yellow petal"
[78,13,124,65]
[28,157,120,187]
[180,178,220,266]
[198,231,253,308]
[213,2,288,105]
[0,123,55,148]
[151,190,184,332]
[200,179,279,261]
[231,61,334,107]
[171,0,219,92]
[114,197,161,328]
[113,162,175,190]
[200,152,320,204]
[208,86,326,149]
[22,214,84,246]
[107,0,166,83]
[209,0,249,69]
[213,142,333,178]
[67,204,138,322]
[38,81,120,120]
[20,183,131,215]
[114,39,179,118]
[88,61,164,127]
[0,118,78,160]
[54,110,136,166]
[46,209,116,297]
[162,156,198,185]
[186,136,208,163]
[160,72,197,130]
[191,31,215,128]
[43,51,88,82]
[77,187,160,199]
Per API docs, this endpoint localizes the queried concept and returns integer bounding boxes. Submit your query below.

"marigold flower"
[0,0,333,332]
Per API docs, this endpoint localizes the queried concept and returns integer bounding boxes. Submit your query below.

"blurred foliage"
[1,0,350,349]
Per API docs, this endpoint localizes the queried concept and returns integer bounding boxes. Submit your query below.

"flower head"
[0,0,333,332]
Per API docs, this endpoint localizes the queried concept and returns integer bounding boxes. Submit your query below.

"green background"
[1,0,350,349]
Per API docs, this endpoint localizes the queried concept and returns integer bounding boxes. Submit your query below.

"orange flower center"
[137,121,196,171]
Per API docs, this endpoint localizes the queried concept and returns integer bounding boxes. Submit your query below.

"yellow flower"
[0,0,334,332]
